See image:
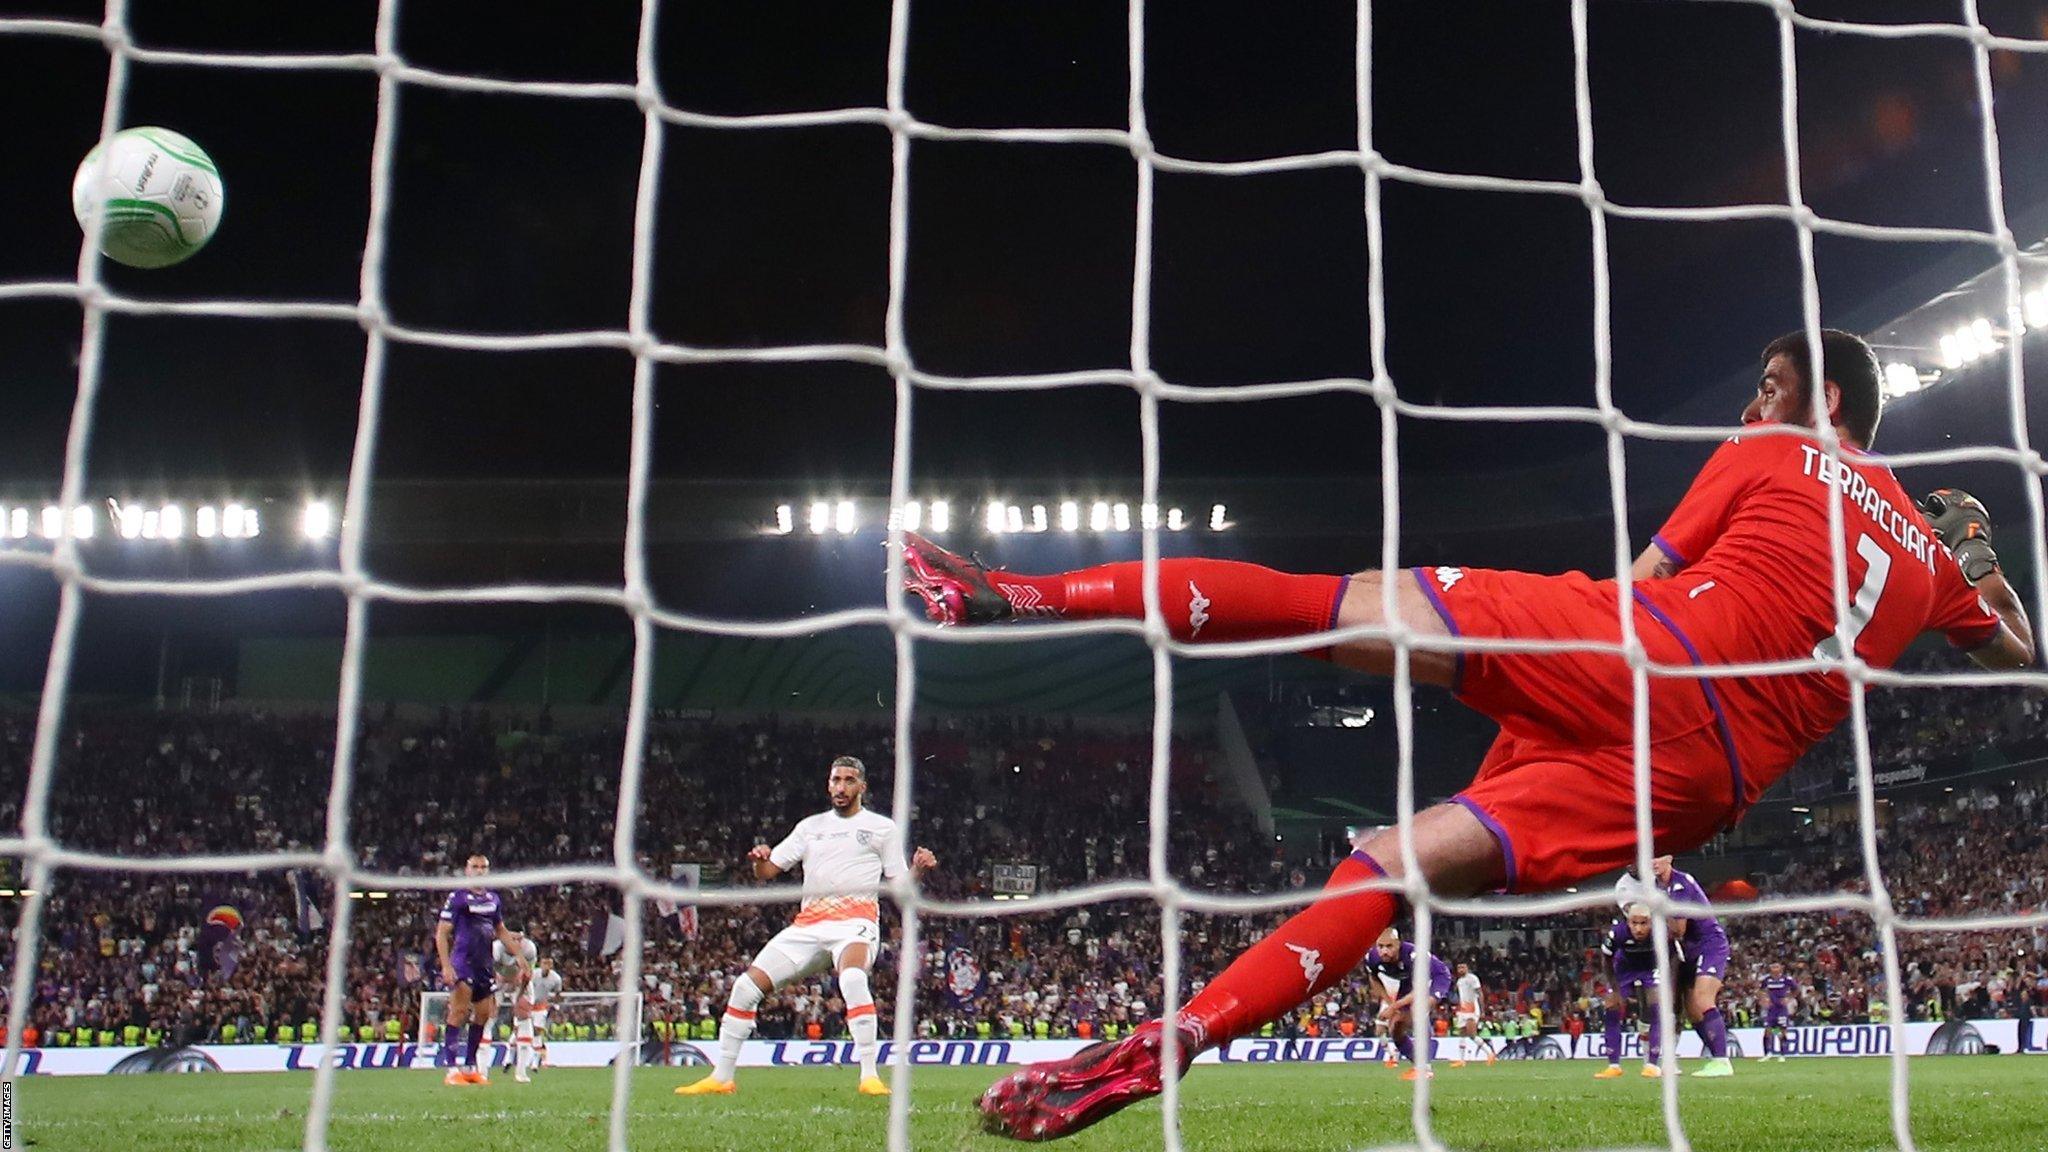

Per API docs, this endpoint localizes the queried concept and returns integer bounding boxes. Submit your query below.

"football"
[71,126,225,269]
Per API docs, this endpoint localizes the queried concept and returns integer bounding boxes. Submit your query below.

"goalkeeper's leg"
[976,805,1501,1140]
[898,534,1456,682]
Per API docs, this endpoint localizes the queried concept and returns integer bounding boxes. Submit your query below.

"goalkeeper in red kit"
[898,329,2035,1141]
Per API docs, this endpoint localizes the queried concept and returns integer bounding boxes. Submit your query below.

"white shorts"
[1456,1006,1481,1027]
[755,919,881,983]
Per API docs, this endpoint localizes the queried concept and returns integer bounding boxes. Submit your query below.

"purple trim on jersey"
[1347,849,1388,878]
[1325,578,1348,632]
[1651,534,1687,567]
[1410,568,1464,694]
[1631,590,1747,823]
[1451,794,1517,892]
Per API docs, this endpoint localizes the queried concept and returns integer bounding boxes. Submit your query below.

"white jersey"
[1456,972,1483,1010]
[769,807,908,927]
[528,968,564,1007]
[493,938,537,994]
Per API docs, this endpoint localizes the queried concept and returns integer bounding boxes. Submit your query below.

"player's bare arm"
[1365,980,1390,1015]
[1631,543,1681,583]
[749,842,784,881]
[496,922,531,982]
[435,920,457,985]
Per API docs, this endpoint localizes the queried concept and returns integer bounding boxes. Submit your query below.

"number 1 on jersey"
[1813,533,1891,661]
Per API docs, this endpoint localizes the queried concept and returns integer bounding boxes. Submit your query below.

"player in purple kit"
[1363,928,1453,1082]
[1650,856,1734,1077]
[1759,961,1798,1062]
[436,854,530,1086]
[1596,904,1674,1079]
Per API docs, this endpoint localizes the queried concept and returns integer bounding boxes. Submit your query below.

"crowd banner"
[10,1021,2039,1075]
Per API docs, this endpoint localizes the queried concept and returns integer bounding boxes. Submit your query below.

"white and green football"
[71,126,225,269]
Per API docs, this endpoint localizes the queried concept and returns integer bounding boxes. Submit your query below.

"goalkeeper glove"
[1918,488,1999,583]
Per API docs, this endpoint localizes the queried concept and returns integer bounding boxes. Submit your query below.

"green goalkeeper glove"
[1918,488,1999,583]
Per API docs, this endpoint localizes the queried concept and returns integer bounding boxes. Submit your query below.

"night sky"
[3,1,2048,687]
[4,0,2047,485]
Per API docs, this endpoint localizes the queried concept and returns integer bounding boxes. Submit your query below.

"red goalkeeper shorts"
[1409,566,1745,894]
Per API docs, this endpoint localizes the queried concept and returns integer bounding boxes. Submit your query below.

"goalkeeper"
[900,329,2035,1140]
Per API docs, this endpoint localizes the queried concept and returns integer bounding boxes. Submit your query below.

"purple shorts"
[1614,970,1660,998]
[1396,975,1454,1003]
[454,958,494,1000]
[1680,930,1730,983]
[1763,1005,1790,1028]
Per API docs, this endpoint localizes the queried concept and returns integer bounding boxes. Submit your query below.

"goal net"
[417,991,641,1058]
[1,4,2045,1152]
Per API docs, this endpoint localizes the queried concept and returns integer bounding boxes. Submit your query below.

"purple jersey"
[1761,974,1795,1026]
[440,888,503,985]
[1365,940,1453,999]
[1662,868,1726,949]
[1602,919,1665,979]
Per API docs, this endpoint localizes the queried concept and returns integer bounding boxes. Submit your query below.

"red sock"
[1178,853,1398,1049]
[987,559,1346,647]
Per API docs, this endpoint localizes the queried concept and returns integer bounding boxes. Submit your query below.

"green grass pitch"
[17,1058,2048,1151]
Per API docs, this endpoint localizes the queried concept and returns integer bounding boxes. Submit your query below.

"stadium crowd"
[1776,648,2046,799]
[0,694,2042,1050]
[0,707,1262,1048]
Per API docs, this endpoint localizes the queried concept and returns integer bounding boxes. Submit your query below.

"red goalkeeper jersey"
[1638,424,2000,791]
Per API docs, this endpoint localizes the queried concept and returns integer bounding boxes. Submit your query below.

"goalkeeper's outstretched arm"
[1921,489,2035,671]
[1968,569,2034,671]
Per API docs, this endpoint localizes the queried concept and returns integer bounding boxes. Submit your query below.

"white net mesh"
[0,2,2044,1151]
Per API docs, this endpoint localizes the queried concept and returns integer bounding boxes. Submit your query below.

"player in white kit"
[525,957,564,1076]
[489,934,537,1083]
[677,755,937,1098]
[1450,962,1492,1067]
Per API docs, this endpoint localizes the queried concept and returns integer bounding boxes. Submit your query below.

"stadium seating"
[1,690,2042,1049]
